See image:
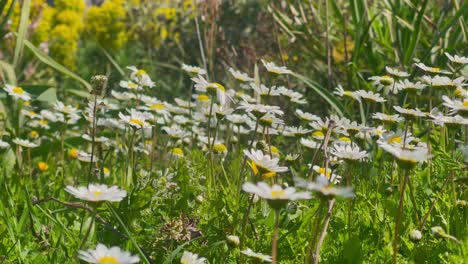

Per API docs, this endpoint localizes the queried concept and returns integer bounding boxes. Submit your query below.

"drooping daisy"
[228,68,253,82]
[295,175,355,198]
[415,62,451,75]
[3,85,31,101]
[78,243,139,264]
[300,138,320,149]
[127,66,155,87]
[261,60,293,75]
[180,251,206,264]
[119,110,150,129]
[445,53,468,65]
[354,90,386,103]
[422,75,465,89]
[12,138,38,148]
[182,63,207,75]
[330,144,369,162]
[243,149,288,179]
[65,184,127,202]
[241,248,272,262]
[334,85,360,100]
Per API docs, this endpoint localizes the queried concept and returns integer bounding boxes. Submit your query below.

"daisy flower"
[261,60,293,75]
[415,63,451,75]
[119,80,141,90]
[380,143,429,169]
[393,106,426,119]
[237,102,284,118]
[277,86,307,104]
[112,91,137,100]
[78,243,139,264]
[295,109,321,122]
[300,138,320,149]
[77,151,99,163]
[65,184,127,202]
[242,182,311,208]
[369,75,394,92]
[442,95,468,115]
[228,68,253,82]
[182,63,207,75]
[3,85,31,101]
[282,126,312,137]
[330,143,369,161]
[429,108,468,127]
[251,83,281,97]
[445,53,468,65]
[12,138,38,148]
[312,165,342,184]
[241,248,272,262]
[377,131,415,146]
[355,90,386,103]
[334,85,360,100]
[422,75,465,89]
[395,79,426,92]
[295,175,355,198]
[180,251,207,264]
[243,149,288,179]
[127,66,155,87]
[372,112,404,124]
[119,109,150,129]
[385,66,410,78]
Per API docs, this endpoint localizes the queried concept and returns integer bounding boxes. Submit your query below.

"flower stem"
[393,169,410,264]
[313,198,336,264]
[272,208,281,264]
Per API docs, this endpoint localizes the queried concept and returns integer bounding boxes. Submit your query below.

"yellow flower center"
[129,119,144,127]
[271,189,286,199]
[150,103,165,110]
[312,131,324,137]
[128,82,137,88]
[339,136,351,142]
[317,167,331,177]
[213,144,227,153]
[197,94,210,102]
[39,120,48,126]
[136,69,146,75]
[463,101,468,107]
[171,148,184,157]
[270,146,279,155]
[13,87,24,94]
[29,130,39,138]
[98,256,119,264]
[103,167,110,174]
[388,136,402,144]
[92,191,102,197]
[430,67,440,72]
[344,91,354,97]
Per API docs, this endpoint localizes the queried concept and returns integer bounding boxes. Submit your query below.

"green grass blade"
[0,60,17,85]
[13,0,30,67]
[292,73,344,116]
[403,0,428,65]
[23,39,92,91]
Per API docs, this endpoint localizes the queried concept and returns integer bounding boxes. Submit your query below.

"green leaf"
[23,39,92,91]
[36,88,57,103]
[13,0,30,67]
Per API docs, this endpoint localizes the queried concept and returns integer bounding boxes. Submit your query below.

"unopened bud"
[226,235,240,247]
[90,75,108,96]
[410,229,422,241]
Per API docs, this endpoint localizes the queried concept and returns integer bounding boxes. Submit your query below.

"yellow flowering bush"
[84,0,128,50]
